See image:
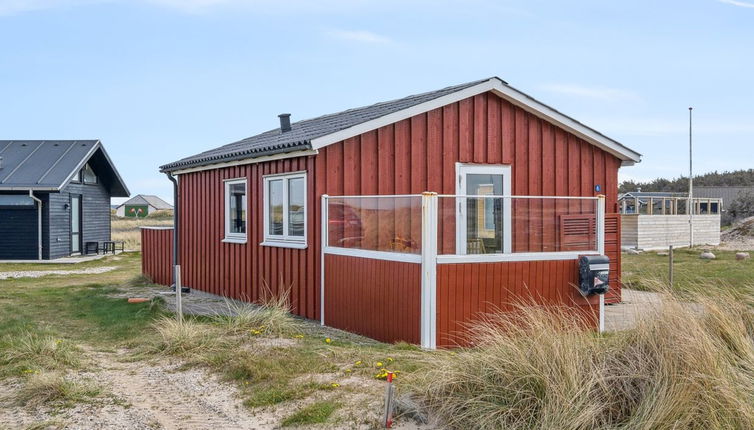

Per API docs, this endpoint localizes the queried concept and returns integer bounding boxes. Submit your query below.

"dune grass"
[12,372,102,407]
[410,292,754,430]
[110,212,173,251]
[281,400,340,427]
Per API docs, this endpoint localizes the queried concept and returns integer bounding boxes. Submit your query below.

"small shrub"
[215,282,299,337]
[281,401,339,427]
[14,372,101,407]
[1,333,79,372]
[151,316,217,355]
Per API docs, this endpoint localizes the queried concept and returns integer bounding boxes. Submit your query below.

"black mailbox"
[578,255,610,296]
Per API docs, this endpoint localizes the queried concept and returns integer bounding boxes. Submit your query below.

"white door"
[70,195,82,254]
[456,164,512,255]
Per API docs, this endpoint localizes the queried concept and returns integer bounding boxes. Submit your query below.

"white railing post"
[597,195,606,333]
[320,194,328,326]
[597,195,606,255]
[420,192,438,349]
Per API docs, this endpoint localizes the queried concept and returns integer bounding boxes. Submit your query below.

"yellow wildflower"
[376,361,383,367]
[330,383,340,388]
[325,338,332,344]
[354,360,362,366]
[387,357,394,363]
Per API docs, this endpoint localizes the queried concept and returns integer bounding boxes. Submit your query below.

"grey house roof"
[161,78,491,172]
[0,140,130,197]
[161,76,641,172]
[118,194,172,210]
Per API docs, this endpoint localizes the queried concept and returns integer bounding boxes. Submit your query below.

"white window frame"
[262,171,307,249]
[455,163,512,255]
[223,177,248,244]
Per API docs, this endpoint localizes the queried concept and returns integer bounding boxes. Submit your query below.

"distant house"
[618,190,722,249]
[695,186,754,206]
[0,140,129,260]
[115,194,172,218]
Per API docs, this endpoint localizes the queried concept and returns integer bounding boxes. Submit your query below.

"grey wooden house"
[0,140,129,260]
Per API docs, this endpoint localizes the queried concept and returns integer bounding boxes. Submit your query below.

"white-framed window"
[262,172,307,249]
[456,163,512,255]
[223,178,247,243]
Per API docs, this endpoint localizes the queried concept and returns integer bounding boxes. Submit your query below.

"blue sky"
[1,0,752,204]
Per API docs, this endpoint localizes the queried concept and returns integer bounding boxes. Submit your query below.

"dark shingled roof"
[160,78,493,172]
[0,140,130,197]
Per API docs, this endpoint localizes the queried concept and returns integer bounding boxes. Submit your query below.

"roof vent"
[278,113,291,133]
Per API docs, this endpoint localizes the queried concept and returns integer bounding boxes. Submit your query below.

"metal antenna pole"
[688,107,693,248]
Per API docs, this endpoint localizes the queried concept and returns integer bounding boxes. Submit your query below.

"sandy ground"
[0,345,428,430]
[715,238,754,251]
[0,348,273,430]
[0,267,117,280]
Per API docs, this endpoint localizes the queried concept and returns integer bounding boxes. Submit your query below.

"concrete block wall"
[621,214,720,250]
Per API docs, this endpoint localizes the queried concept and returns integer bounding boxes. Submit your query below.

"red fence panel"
[436,260,600,348]
[324,254,421,344]
[141,227,174,286]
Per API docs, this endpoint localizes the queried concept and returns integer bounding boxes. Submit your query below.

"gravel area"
[0,267,117,280]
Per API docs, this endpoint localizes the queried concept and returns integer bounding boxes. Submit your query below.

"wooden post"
[662,198,666,215]
[648,197,653,215]
[668,246,674,289]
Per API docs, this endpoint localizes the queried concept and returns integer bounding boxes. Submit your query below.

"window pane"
[288,177,305,237]
[465,174,504,254]
[83,164,97,184]
[268,179,284,236]
[228,182,246,234]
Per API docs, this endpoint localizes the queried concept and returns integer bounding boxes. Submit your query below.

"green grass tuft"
[280,400,339,427]
[13,372,102,407]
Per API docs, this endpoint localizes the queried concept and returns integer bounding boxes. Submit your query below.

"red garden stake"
[383,372,395,428]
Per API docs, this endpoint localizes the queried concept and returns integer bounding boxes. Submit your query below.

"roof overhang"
[310,77,642,166]
[58,141,130,197]
[168,148,319,175]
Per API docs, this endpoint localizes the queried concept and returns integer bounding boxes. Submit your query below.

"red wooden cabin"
[144,77,641,348]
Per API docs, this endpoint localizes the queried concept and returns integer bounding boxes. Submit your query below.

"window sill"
[222,237,247,244]
[260,240,307,249]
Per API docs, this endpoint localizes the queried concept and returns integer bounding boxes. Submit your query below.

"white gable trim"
[310,78,641,165]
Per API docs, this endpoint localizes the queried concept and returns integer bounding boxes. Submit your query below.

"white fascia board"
[171,149,318,175]
[56,141,101,190]
[488,83,642,164]
[310,78,641,165]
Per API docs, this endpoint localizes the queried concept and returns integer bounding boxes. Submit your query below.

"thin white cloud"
[0,0,247,15]
[590,117,754,137]
[539,83,642,102]
[719,0,754,9]
[144,0,237,13]
[0,0,94,15]
[326,29,391,44]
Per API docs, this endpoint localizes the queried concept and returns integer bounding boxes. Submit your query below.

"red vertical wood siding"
[324,254,421,344]
[436,260,600,347]
[155,90,625,341]
[141,228,174,286]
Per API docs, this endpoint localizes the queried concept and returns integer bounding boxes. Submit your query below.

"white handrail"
[438,194,600,200]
